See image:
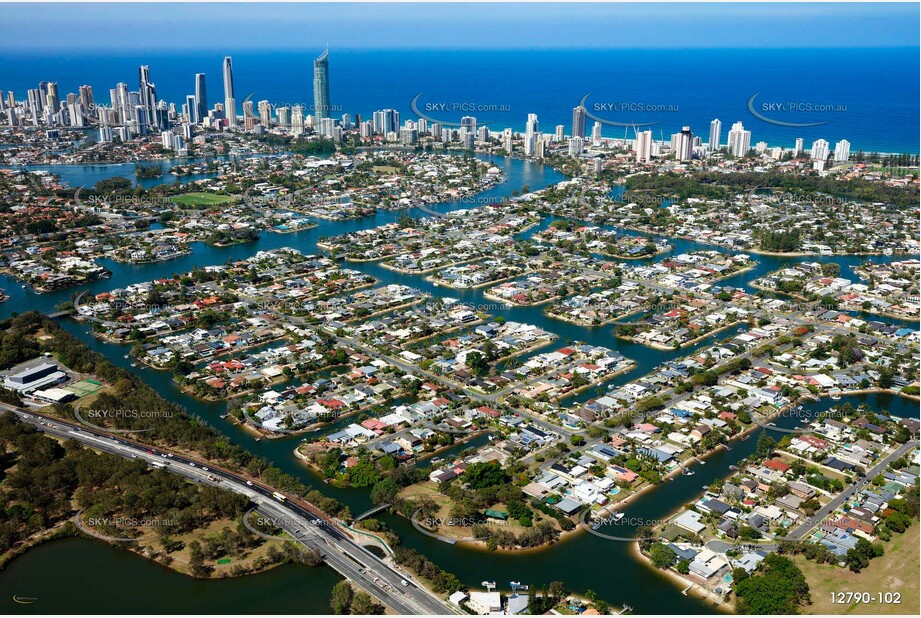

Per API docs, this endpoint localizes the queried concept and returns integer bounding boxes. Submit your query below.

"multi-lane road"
[0,402,458,616]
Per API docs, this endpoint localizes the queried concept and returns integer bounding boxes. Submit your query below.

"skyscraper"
[525,113,539,140]
[674,126,693,161]
[313,49,331,120]
[634,130,652,163]
[572,105,586,139]
[194,73,207,124]
[833,139,850,162]
[708,119,722,152]
[811,138,829,161]
[727,121,751,157]
[223,56,236,127]
[794,138,804,157]
[258,100,272,127]
[139,65,157,127]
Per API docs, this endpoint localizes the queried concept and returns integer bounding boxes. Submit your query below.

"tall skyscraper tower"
[138,66,157,127]
[194,73,207,124]
[572,105,586,139]
[708,119,722,152]
[223,56,236,127]
[313,49,331,120]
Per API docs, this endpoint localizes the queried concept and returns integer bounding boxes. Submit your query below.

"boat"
[729,465,739,471]
[740,434,750,441]
[830,389,842,400]
[610,512,625,521]
[682,468,695,476]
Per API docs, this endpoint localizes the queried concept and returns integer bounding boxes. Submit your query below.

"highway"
[0,402,459,616]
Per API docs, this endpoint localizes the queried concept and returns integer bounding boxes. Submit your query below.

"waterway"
[0,154,917,613]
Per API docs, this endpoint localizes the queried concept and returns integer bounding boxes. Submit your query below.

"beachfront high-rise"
[674,126,693,161]
[313,48,331,120]
[708,118,722,152]
[727,121,751,157]
[572,104,586,138]
[634,129,652,162]
[834,139,851,162]
[223,56,236,127]
[138,65,157,126]
[194,73,207,124]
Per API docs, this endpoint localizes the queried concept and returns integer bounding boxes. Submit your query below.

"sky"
[0,2,917,50]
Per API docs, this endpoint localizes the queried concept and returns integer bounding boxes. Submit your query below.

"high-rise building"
[572,105,586,138]
[727,121,751,157]
[674,126,693,161]
[833,139,850,162]
[502,128,513,153]
[811,138,829,161]
[78,85,94,120]
[708,119,722,152]
[568,136,584,156]
[194,73,207,124]
[591,121,602,143]
[313,49,331,120]
[184,95,197,123]
[222,56,236,127]
[460,116,476,135]
[554,124,565,143]
[138,65,157,126]
[794,137,804,157]
[45,82,60,114]
[243,100,256,131]
[372,109,399,135]
[292,105,305,136]
[634,130,652,163]
[525,113,539,140]
[277,106,291,128]
[258,100,272,127]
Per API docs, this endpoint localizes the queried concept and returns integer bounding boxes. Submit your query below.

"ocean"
[0,47,918,153]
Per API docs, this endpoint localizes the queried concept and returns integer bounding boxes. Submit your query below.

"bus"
[272,491,286,502]
[150,461,168,469]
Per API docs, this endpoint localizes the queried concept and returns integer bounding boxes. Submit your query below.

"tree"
[330,580,354,614]
[463,461,509,489]
[755,432,776,458]
[648,543,676,569]
[350,591,385,615]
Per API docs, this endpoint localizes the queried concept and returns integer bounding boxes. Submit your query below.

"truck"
[150,461,168,469]
[272,491,286,502]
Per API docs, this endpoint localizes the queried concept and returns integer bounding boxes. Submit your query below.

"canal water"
[0,154,917,613]
[0,537,340,614]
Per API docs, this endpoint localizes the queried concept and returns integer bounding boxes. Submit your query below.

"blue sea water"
[0,47,918,153]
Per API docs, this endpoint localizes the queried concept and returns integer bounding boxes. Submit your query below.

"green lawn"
[796,523,919,615]
[171,192,236,206]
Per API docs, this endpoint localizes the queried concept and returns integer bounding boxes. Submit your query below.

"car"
[401,580,409,587]
[188,462,196,467]
[146,450,153,454]
[246,480,253,486]
[167,453,174,458]
[160,453,168,458]
[130,454,138,459]
[202,467,209,471]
